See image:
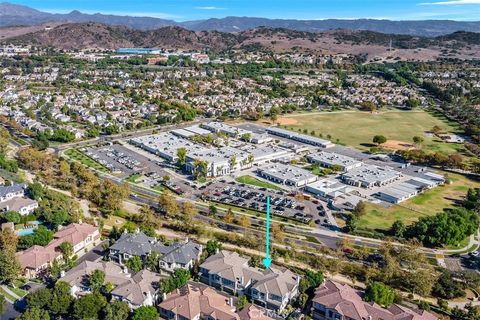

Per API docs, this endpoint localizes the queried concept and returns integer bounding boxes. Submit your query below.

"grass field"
[126,173,141,183]
[236,175,284,191]
[277,110,463,154]
[64,149,108,172]
[356,171,480,231]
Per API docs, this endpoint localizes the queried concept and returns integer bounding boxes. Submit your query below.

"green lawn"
[126,173,141,183]
[236,175,284,191]
[64,149,109,172]
[356,171,480,231]
[9,286,27,298]
[277,110,463,154]
[0,287,17,302]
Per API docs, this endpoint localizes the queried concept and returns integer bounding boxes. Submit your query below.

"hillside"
[2,2,480,36]
[3,23,480,61]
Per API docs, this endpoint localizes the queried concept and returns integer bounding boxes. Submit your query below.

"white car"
[469,250,479,257]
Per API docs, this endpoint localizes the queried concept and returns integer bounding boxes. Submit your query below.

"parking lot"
[201,179,334,226]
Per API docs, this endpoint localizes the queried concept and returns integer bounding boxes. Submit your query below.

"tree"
[373,135,387,145]
[132,306,159,320]
[405,208,479,247]
[364,282,396,307]
[73,292,107,320]
[206,239,222,256]
[352,201,367,218]
[158,192,179,218]
[102,300,130,320]
[237,215,251,231]
[0,230,18,252]
[160,269,191,294]
[0,295,5,316]
[229,155,237,170]
[413,136,424,146]
[208,204,218,216]
[17,307,50,320]
[224,208,234,223]
[344,214,358,233]
[182,201,197,225]
[2,211,21,223]
[145,252,160,272]
[433,270,466,299]
[235,295,248,310]
[241,133,252,142]
[0,250,20,284]
[26,287,52,309]
[390,220,406,238]
[176,147,187,166]
[59,241,73,261]
[89,269,106,292]
[49,281,74,316]
[126,256,143,273]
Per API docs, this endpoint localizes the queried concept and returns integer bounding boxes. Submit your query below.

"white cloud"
[420,0,480,5]
[194,6,225,10]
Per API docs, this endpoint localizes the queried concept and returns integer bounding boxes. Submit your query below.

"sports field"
[277,110,462,154]
[356,171,480,231]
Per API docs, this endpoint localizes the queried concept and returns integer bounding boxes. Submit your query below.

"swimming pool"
[16,228,35,236]
[15,221,42,236]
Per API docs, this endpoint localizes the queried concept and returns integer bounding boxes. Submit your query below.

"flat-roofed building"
[305,179,353,200]
[130,133,207,163]
[251,133,273,144]
[266,127,334,148]
[238,144,291,165]
[185,146,252,177]
[183,124,211,136]
[376,182,419,204]
[257,163,317,187]
[307,151,363,172]
[170,128,195,139]
[341,164,401,189]
[201,121,252,138]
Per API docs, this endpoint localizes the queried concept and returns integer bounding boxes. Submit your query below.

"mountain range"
[4,22,480,63]
[2,2,480,36]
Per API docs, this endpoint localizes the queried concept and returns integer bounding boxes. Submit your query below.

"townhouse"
[312,280,437,320]
[159,282,274,320]
[199,250,300,312]
[109,231,202,273]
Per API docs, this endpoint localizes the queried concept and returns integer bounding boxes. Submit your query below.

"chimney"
[60,270,66,278]
[78,219,83,225]
[228,297,233,306]
[215,247,220,254]
[162,292,167,301]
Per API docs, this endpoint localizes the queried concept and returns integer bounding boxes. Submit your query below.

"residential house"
[109,231,202,273]
[0,183,38,215]
[312,280,438,320]
[199,250,300,312]
[158,282,274,320]
[61,260,161,309]
[16,222,99,278]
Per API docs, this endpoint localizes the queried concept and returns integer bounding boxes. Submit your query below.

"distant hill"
[4,22,480,62]
[2,2,480,36]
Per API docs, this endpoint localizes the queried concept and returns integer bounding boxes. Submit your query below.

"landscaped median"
[235,175,285,191]
[64,148,109,172]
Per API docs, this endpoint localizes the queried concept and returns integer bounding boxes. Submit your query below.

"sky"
[9,0,480,21]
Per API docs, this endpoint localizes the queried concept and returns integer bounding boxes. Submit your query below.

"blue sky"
[10,0,480,21]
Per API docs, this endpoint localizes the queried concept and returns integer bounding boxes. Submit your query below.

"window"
[269,294,282,302]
